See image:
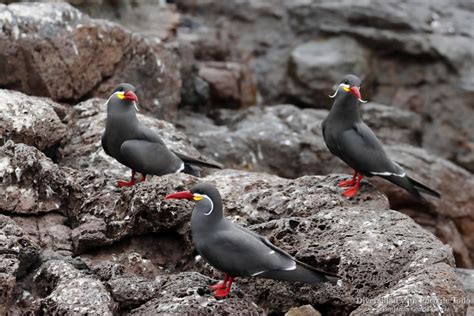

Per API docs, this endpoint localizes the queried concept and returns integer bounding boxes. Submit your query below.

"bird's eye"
[343,80,349,84]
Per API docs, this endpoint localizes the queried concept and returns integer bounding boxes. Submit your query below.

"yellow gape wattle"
[343,86,351,92]
[193,195,203,201]
[117,92,125,100]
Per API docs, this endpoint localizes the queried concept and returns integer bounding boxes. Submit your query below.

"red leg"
[342,174,363,198]
[338,171,358,187]
[214,276,233,298]
[117,170,136,187]
[209,274,228,290]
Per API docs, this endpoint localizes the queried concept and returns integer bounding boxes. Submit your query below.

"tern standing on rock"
[101,83,222,187]
[166,182,339,298]
[322,74,440,199]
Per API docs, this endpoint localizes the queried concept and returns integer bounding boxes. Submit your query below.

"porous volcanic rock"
[0,215,40,314]
[0,89,67,154]
[0,141,79,215]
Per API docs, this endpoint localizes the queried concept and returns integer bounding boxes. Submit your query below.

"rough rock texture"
[0,215,40,315]
[0,89,67,153]
[178,103,421,178]
[0,2,181,121]
[1,0,473,314]
[179,104,474,268]
[176,0,474,173]
[381,145,474,268]
[287,37,370,107]
[0,141,79,215]
[130,272,265,315]
[35,260,116,315]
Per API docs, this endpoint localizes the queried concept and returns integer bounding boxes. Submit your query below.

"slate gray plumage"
[102,83,222,187]
[166,182,339,298]
[322,75,440,198]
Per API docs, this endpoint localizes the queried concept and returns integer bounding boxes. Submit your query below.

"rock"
[72,1,181,41]
[197,61,257,109]
[378,145,474,268]
[361,103,422,146]
[456,268,474,316]
[286,305,321,316]
[180,105,473,269]
[0,215,40,314]
[176,0,474,174]
[10,213,73,256]
[129,272,264,315]
[107,276,162,310]
[0,89,67,155]
[286,37,370,107]
[0,141,79,215]
[183,169,466,315]
[0,2,181,121]
[37,260,116,315]
[178,104,421,178]
[353,263,466,315]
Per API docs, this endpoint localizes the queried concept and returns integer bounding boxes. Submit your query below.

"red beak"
[165,190,194,200]
[124,91,138,102]
[349,86,362,100]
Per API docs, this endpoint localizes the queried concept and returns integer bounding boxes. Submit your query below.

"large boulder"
[286,37,370,107]
[187,170,466,315]
[0,2,181,121]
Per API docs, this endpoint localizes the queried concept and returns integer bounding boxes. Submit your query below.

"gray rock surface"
[0,89,67,153]
[0,141,79,215]
[176,0,474,173]
[0,215,40,314]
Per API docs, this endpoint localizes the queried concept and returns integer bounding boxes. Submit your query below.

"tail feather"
[172,151,223,169]
[382,174,440,199]
[259,263,339,284]
[407,176,441,198]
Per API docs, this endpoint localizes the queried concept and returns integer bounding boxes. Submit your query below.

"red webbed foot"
[342,186,359,198]
[209,281,226,290]
[338,178,356,187]
[213,288,231,298]
[117,180,136,187]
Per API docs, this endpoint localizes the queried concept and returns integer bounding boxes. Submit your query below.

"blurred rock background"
[0,0,473,314]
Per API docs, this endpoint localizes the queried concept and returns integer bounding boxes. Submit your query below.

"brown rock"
[0,2,181,121]
[286,305,321,316]
[198,61,257,109]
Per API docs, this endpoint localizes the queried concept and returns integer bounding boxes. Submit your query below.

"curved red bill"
[124,91,138,102]
[165,190,194,200]
[349,86,362,100]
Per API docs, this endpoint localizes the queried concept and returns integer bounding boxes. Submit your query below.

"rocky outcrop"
[176,0,474,174]
[179,104,474,269]
[0,2,181,121]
